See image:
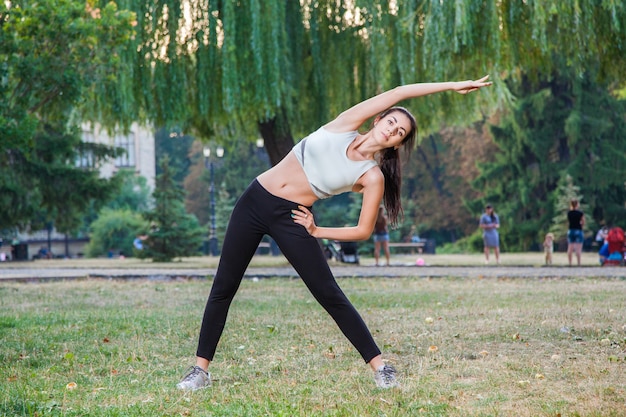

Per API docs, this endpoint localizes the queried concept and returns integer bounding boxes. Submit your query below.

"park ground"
[1,252,624,416]
[0,250,615,272]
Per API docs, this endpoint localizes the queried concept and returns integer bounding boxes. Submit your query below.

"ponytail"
[379,148,402,227]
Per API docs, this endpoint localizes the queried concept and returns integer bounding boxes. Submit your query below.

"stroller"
[323,240,360,264]
[601,227,625,266]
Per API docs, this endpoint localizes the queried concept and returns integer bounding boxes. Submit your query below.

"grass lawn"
[1,275,625,416]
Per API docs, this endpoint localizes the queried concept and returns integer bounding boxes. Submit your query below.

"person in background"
[133,235,146,251]
[595,226,608,245]
[479,204,500,264]
[372,206,391,266]
[598,239,610,265]
[543,233,554,265]
[566,199,585,266]
[175,76,492,392]
[404,225,422,243]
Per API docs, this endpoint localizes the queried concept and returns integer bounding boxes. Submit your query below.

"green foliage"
[141,157,204,262]
[106,0,626,155]
[35,125,126,234]
[438,230,485,254]
[154,128,195,185]
[0,0,136,232]
[0,122,124,233]
[314,195,358,229]
[473,71,626,250]
[110,0,626,251]
[104,169,152,213]
[85,208,148,257]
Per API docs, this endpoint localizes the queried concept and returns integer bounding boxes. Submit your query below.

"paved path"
[0,264,623,282]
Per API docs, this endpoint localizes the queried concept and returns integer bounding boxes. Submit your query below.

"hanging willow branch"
[82,0,625,145]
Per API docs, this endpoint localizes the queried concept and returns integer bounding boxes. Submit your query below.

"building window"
[77,130,96,168]
[115,132,136,167]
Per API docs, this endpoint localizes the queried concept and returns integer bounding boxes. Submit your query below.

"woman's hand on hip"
[292,206,317,236]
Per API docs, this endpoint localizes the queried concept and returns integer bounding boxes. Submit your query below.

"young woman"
[373,206,391,266]
[567,199,585,266]
[177,76,492,391]
[479,204,500,264]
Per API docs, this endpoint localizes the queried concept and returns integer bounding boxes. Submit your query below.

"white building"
[82,122,156,190]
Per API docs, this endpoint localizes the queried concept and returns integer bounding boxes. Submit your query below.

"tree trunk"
[257,108,295,166]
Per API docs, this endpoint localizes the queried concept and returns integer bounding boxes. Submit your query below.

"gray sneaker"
[374,364,398,389]
[176,366,211,391]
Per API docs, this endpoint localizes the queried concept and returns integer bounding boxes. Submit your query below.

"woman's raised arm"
[326,76,492,132]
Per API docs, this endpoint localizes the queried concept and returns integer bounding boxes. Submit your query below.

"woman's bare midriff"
[256,151,319,206]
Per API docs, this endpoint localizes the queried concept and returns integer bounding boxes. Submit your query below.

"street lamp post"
[203,145,224,256]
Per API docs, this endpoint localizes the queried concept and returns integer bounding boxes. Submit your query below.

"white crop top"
[293,127,378,199]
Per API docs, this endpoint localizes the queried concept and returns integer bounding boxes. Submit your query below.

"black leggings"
[196,179,381,363]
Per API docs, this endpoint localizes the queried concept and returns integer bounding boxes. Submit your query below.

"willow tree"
[82,0,626,169]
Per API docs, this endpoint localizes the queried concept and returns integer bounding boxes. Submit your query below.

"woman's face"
[486,206,493,213]
[374,111,413,149]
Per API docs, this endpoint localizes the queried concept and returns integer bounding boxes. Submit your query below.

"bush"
[437,231,484,254]
[85,208,148,257]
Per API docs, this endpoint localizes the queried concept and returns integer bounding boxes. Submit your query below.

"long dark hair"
[376,107,417,227]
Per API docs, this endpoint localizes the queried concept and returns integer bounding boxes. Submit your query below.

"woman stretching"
[177,76,492,390]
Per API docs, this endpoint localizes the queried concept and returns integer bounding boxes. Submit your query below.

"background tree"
[141,157,204,262]
[402,123,498,244]
[103,169,153,213]
[155,128,195,185]
[0,0,136,233]
[473,71,625,250]
[96,0,626,160]
[94,0,503,160]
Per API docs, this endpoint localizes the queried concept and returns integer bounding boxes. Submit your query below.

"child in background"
[543,233,554,265]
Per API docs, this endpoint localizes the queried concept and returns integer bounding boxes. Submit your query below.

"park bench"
[388,241,426,253]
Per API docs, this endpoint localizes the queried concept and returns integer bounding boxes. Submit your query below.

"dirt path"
[1,264,623,282]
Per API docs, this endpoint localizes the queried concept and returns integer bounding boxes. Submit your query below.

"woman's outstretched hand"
[454,75,492,95]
